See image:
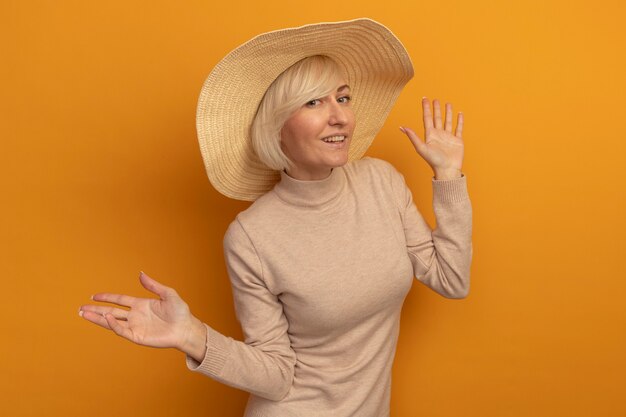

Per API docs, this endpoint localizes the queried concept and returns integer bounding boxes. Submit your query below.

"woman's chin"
[332,152,350,168]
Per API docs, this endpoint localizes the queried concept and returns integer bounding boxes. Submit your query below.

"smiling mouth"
[322,135,346,143]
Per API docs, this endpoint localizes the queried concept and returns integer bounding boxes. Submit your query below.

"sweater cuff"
[185,323,230,377]
[432,175,469,204]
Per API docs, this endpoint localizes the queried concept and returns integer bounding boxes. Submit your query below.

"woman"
[79,18,472,417]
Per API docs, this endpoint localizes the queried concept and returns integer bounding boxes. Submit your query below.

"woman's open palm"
[79,272,194,350]
[400,98,464,174]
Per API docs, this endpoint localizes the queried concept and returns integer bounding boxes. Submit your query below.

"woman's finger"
[105,313,134,340]
[80,305,130,320]
[139,271,176,300]
[433,99,443,130]
[91,293,137,308]
[421,97,433,134]
[80,309,113,330]
[456,112,464,138]
[399,126,425,155]
[444,103,453,132]
[80,309,135,341]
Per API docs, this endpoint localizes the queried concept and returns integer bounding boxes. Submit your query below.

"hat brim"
[196,18,414,201]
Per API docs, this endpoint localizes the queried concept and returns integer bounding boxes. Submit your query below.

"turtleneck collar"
[273,167,346,208]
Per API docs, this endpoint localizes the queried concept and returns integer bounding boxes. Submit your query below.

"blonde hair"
[250,55,346,171]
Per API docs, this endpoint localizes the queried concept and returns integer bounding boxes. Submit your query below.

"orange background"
[2,0,625,416]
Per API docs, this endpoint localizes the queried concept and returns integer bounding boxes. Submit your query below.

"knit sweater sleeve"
[386,161,473,298]
[186,218,296,400]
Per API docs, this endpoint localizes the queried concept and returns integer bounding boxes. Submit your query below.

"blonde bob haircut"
[250,55,347,171]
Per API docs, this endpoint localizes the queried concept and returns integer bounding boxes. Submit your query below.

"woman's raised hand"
[79,272,206,360]
[400,98,465,180]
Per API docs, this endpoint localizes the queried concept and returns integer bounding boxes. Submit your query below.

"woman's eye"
[338,95,352,104]
[306,99,320,107]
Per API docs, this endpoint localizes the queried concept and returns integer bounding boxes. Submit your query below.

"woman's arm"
[186,218,296,401]
[395,98,472,298]
[79,224,297,401]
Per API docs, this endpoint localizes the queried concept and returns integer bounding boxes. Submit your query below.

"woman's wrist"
[434,168,462,180]
[178,316,208,362]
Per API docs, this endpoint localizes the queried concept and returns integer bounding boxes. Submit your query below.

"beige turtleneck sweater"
[187,157,473,417]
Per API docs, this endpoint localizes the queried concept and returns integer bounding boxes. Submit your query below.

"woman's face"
[280,82,356,181]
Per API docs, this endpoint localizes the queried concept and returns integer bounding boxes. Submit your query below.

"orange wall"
[2,1,625,416]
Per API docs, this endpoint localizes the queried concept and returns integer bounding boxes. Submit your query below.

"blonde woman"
[79,18,472,417]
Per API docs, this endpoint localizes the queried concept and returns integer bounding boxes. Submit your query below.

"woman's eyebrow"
[337,84,351,92]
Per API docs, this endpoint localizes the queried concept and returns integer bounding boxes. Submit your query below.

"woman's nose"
[328,102,350,125]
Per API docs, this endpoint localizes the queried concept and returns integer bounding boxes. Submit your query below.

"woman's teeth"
[322,135,346,143]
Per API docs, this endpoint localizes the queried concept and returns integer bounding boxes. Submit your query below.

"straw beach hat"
[196,18,414,201]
